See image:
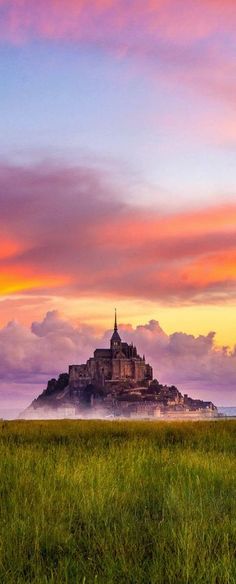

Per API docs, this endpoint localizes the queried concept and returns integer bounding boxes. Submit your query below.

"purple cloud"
[0,161,235,305]
[0,311,235,418]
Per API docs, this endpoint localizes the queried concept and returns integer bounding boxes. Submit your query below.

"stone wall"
[69,349,153,388]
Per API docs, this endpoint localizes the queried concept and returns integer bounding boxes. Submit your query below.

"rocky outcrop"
[20,374,218,419]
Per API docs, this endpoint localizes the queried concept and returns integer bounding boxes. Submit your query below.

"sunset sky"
[0,0,236,415]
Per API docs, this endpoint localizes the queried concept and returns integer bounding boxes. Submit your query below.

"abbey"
[22,311,218,419]
[69,311,153,389]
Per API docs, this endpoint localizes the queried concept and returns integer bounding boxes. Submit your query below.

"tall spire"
[114,308,118,332]
[111,308,121,347]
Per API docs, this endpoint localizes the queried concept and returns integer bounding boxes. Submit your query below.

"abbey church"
[69,311,153,389]
[22,312,217,420]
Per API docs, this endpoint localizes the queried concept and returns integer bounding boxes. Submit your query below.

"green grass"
[0,420,236,584]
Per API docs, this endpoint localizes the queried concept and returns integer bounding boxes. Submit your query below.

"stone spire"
[110,308,121,348]
[114,308,118,332]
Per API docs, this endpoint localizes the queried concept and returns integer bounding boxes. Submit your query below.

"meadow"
[0,419,236,584]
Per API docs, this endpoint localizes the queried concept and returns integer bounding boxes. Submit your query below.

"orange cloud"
[181,251,236,287]
[0,267,70,295]
[0,237,24,260]
[0,161,235,304]
[92,204,236,249]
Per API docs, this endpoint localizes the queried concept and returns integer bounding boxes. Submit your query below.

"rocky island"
[21,312,218,420]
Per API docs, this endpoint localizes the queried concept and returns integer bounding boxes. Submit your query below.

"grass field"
[0,419,236,584]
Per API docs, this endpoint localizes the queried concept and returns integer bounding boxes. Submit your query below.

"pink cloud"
[155,105,236,149]
[0,1,235,44]
[0,311,235,416]
[0,1,235,107]
[0,161,235,305]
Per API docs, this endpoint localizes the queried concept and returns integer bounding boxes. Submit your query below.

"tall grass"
[0,420,236,583]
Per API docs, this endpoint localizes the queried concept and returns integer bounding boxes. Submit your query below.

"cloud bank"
[0,161,235,305]
[0,310,235,417]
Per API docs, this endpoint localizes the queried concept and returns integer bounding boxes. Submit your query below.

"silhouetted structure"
[69,310,153,389]
[21,312,218,419]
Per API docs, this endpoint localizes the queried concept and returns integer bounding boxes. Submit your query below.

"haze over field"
[0,1,235,415]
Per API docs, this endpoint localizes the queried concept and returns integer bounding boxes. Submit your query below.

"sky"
[0,0,236,415]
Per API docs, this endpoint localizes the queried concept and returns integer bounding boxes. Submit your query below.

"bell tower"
[110,309,122,355]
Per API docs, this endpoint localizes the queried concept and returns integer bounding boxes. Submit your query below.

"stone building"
[22,312,218,419]
[69,311,153,389]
